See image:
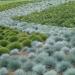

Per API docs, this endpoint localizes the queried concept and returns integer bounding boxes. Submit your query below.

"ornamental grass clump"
[64,68,75,75]
[22,60,34,72]
[0,35,3,40]
[53,51,65,62]
[56,61,71,73]
[54,36,64,42]
[14,69,25,75]
[70,36,75,47]
[0,67,8,75]
[34,51,49,63]
[43,45,54,56]
[61,47,70,54]
[32,64,46,75]
[42,57,56,69]
[45,38,55,45]
[44,70,57,75]
[9,36,18,42]
[54,41,68,51]
[22,39,32,47]
[10,49,19,55]
[0,54,10,67]
[0,40,9,47]
[31,41,43,48]
[70,48,75,55]
[37,33,48,41]
[28,52,36,59]
[68,48,75,65]
[19,56,28,63]
[29,34,43,42]
[25,71,37,75]
[8,59,21,71]
[0,47,9,54]
[7,42,22,50]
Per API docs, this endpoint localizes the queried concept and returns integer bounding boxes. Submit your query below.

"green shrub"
[9,36,18,42]
[38,33,48,41]
[56,61,71,73]
[19,37,28,42]
[7,42,22,50]
[30,34,43,42]
[0,47,9,54]
[0,35,3,40]
[0,40,9,47]
[18,32,29,37]
[22,39,31,47]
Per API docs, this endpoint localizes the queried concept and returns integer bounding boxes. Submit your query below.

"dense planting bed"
[13,1,75,27]
[0,0,40,11]
[1,0,75,75]
[0,26,47,54]
[0,26,75,75]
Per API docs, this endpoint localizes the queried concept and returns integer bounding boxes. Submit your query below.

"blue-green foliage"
[22,60,34,71]
[44,70,57,75]
[32,64,46,75]
[53,51,65,62]
[0,67,8,75]
[7,57,21,71]
[56,61,71,73]
[42,57,56,69]
[14,69,25,75]
[0,54,10,67]
[64,68,75,75]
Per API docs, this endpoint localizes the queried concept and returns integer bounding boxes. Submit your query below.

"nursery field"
[0,0,40,11]
[0,0,75,75]
[13,1,75,27]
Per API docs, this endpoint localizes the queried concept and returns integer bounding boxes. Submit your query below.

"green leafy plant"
[7,42,22,50]
[0,40,9,47]
[22,39,32,47]
[0,47,9,54]
[9,36,18,42]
